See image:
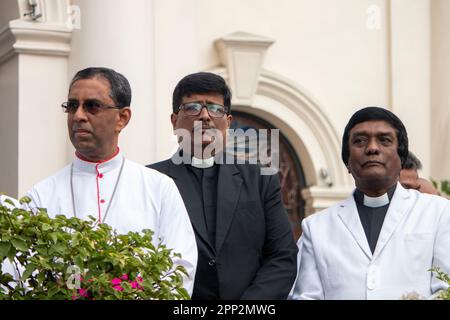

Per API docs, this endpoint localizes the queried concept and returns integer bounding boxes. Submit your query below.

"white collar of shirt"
[73,149,124,174]
[191,156,214,169]
[363,193,390,208]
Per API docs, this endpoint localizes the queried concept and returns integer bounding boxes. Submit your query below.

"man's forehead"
[182,92,223,102]
[349,120,397,135]
[69,76,111,94]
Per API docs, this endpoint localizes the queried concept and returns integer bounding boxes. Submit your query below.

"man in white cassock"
[25,67,197,296]
[296,107,450,300]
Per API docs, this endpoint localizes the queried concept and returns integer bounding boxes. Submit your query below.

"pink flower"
[130,277,143,290]
[79,288,90,298]
[72,287,92,300]
[111,277,124,291]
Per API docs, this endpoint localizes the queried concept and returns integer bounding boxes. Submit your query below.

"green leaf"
[41,223,52,232]
[0,242,11,257]
[21,263,37,281]
[11,238,28,252]
[50,232,58,244]
[47,285,60,298]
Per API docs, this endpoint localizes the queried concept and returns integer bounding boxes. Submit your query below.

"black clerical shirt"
[186,164,219,248]
[353,185,396,254]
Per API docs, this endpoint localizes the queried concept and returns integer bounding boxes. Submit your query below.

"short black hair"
[341,106,409,167]
[402,151,422,170]
[69,67,131,108]
[172,72,232,113]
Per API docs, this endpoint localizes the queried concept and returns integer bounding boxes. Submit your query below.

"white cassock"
[287,237,302,300]
[25,150,198,296]
[297,182,450,300]
[0,195,20,208]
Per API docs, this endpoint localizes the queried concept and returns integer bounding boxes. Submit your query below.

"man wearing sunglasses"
[148,72,297,300]
[25,67,198,296]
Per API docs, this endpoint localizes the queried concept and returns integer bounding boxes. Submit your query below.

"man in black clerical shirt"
[294,106,450,299]
[148,72,298,300]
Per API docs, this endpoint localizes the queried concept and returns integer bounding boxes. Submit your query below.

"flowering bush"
[0,197,189,300]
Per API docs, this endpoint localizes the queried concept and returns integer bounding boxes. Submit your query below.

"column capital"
[0,18,72,64]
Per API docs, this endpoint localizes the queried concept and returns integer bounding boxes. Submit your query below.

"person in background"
[399,151,439,195]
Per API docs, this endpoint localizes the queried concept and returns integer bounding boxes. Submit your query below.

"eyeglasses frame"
[177,101,229,118]
[61,100,121,115]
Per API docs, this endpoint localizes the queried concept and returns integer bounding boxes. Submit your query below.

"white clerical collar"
[191,156,214,169]
[73,148,124,174]
[363,193,390,208]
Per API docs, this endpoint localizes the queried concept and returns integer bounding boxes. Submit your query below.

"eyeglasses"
[61,100,120,115]
[178,102,228,118]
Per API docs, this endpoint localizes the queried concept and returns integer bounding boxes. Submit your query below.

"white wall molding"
[0,19,72,65]
[215,31,274,106]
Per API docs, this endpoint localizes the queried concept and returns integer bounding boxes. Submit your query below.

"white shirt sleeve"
[157,177,198,297]
[297,218,325,300]
[288,236,303,299]
[0,195,20,209]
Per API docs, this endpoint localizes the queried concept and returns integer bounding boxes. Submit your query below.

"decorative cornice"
[0,19,72,65]
[215,31,274,106]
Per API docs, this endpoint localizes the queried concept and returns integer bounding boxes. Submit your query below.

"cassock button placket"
[367,266,377,290]
[70,157,125,224]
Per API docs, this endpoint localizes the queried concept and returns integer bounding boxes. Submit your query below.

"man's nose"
[365,138,380,154]
[72,104,88,121]
[198,106,211,121]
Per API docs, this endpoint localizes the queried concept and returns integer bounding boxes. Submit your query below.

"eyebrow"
[68,98,102,103]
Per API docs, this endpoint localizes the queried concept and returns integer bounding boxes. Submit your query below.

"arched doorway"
[230,111,306,240]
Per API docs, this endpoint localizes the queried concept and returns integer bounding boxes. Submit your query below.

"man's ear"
[226,114,233,128]
[170,113,178,131]
[116,107,131,133]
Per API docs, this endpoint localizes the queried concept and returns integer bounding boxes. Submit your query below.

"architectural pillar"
[430,0,450,181]
[0,0,72,197]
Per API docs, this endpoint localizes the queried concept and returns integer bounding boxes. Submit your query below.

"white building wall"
[0,0,448,200]
[431,0,450,181]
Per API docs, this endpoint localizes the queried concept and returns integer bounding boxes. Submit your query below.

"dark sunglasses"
[61,100,120,115]
[178,102,227,118]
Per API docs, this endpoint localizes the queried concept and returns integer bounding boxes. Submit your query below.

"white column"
[69,0,156,165]
[389,0,431,177]
[0,0,72,197]
[430,0,450,181]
